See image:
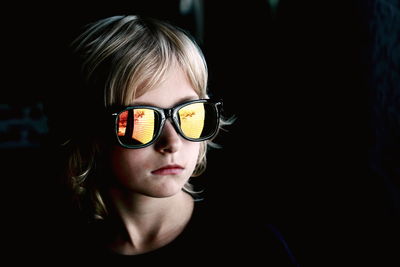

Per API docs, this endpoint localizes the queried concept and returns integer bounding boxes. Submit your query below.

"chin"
[144,181,185,198]
[145,189,183,199]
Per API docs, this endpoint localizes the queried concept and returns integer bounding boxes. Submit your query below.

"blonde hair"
[64,15,228,220]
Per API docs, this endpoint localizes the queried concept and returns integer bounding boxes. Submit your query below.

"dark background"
[2,0,399,265]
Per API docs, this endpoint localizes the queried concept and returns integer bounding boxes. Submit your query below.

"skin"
[105,66,200,255]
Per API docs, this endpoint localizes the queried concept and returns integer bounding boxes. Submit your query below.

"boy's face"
[109,67,200,198]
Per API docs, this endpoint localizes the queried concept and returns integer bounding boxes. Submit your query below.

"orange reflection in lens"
[179,103,205,138]
[117,110,128,136]
[132,109,155,144]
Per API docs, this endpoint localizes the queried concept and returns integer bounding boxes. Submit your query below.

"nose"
[154,120,182,154]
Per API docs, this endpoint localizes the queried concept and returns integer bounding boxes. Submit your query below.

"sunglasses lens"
[178,102,218,140]
[117,108,158,146]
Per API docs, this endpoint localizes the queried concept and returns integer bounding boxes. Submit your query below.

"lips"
[151,164,184,175]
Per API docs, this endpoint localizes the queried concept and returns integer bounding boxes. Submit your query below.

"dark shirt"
[71,200,300,266]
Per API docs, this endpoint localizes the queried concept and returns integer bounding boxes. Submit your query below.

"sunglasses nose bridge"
[163,108,173,119]
[160,108,177,131]
[162,108,178,128]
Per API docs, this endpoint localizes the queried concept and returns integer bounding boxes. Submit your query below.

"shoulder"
[181,200,300,266]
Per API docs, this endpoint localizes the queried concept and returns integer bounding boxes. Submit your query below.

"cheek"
[185,142,201,172]
[109,147,150,182]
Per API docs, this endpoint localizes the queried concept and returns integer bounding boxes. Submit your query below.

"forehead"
[131,67,199,108]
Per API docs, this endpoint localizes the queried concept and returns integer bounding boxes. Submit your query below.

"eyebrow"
[130,96,200,107]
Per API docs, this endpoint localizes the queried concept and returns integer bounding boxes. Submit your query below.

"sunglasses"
[111,99,222,149]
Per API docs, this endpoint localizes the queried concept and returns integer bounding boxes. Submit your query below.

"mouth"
[151,164,184,175]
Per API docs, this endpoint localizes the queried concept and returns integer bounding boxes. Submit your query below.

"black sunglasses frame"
[111,99,222,149]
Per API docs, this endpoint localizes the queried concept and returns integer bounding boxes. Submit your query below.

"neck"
[104,188,194,255]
